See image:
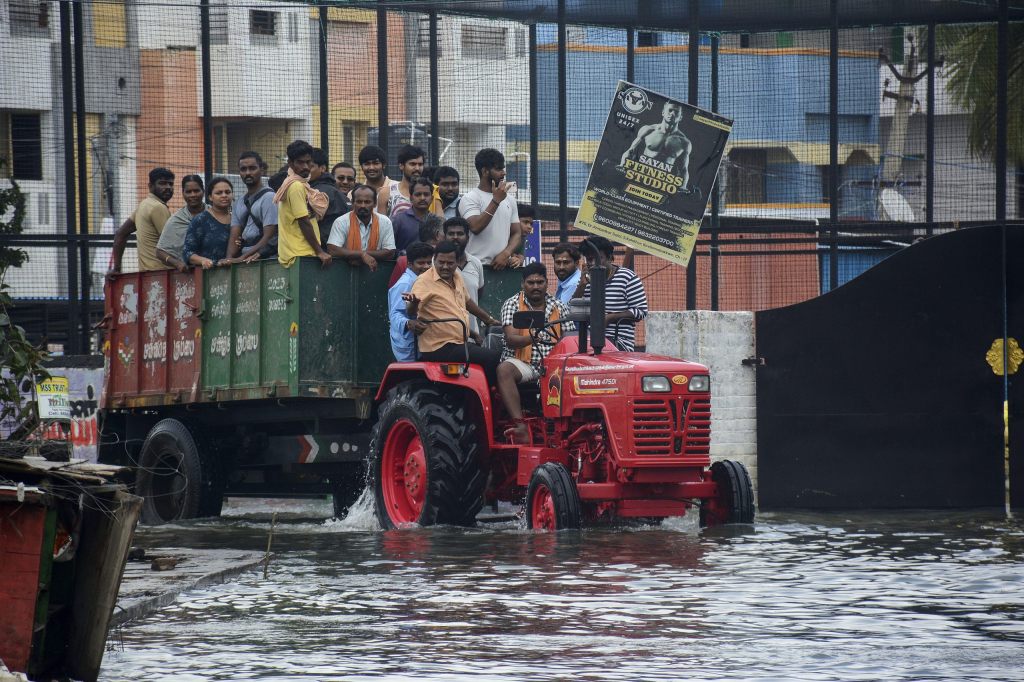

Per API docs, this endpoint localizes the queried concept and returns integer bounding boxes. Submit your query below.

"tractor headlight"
[642,375,671,393]
[688,375,710,392]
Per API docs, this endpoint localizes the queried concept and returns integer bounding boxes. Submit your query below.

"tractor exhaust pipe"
[588,264,606,355]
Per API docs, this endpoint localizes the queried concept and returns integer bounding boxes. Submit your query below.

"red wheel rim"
[381,419,427,524]
[530,483,556,530]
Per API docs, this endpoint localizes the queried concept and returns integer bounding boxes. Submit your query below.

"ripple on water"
[103,506,1024,681]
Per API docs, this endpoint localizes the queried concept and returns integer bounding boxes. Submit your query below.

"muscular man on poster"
[620,102,693,189]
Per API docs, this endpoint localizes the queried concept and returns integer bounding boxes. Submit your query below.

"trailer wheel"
[526,462,582,530]
[700,460,755,526]
[136,419,222,525]
[370,382,484,528]
[330,462,367,519]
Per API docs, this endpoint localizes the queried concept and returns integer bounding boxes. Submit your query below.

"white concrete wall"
[646,311,759,498]
[415,16,529,127]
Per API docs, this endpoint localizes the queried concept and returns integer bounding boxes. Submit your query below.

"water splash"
[323,487,381,531]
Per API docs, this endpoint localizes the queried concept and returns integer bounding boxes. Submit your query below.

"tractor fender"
[375,362,496,443]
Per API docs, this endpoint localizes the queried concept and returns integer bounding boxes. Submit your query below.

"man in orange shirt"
[403,240,501,383]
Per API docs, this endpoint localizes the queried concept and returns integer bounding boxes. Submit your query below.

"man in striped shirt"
[577,236,648,352]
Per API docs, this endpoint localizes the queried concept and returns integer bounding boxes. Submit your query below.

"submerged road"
[102,495,1024,681]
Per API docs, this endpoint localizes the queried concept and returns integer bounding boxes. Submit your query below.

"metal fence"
[0,0,1021,352]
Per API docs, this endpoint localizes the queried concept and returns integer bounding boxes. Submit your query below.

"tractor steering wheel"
[529,322,560,345]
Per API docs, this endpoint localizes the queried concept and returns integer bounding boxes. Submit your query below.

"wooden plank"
[66,489,142,682]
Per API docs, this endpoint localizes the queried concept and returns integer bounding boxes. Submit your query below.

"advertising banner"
[37,376,71,421]
[575,81,732,266]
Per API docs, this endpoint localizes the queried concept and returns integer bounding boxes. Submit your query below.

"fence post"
[59,1,79,354]
[529,23,538,215]
[377,2,389,165]
[926,23,935,235]
[710,33,720,311]
[73,0,89,351]
[200,0,213,184]
[996,0,1008,224]
[428,11,439,165]
[828,0,839,292]
[557,0,568,241]
[319,4,329,157]
[626,27,634,83]
[686,0,699,310]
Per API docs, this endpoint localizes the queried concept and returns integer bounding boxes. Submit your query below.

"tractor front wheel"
[526,462,582,530]
[370,382,484,529]
[700,459,755,526]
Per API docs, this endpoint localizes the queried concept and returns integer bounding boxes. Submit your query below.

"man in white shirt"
[326,184,397,271]
[459,148,523,270]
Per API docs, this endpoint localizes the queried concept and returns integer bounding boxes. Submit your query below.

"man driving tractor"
[496,262,574,443]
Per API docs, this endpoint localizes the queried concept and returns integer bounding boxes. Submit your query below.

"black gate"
[756,225,1023,509]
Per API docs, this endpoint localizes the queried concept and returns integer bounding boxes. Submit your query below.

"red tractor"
[369,264,754,530]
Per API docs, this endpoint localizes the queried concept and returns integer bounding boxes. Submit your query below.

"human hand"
[176,263,189,274]
[317,251,332,267]
[242,251,261,264]
[361,252,378,271]
[201,258,215,270]
[508,253,525,268]
[492,250,511,270]
[408,319,428,334]
[105,268,120,282]
[401,292,419,304]
[492,180,508,204]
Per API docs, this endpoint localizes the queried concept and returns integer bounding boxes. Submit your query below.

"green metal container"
[201,258,393,401]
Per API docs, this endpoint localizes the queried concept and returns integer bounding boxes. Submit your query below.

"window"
[10,1,50,37]
[725,149,767,205]
[461,23,506,60]
[637,31,659,47]
[287,13,299,42]
[514,27,527,57]
[4,112,44,181]
[342,126,355,164]
[209,2,228,45]
[250,10,277,37]
[417,15,442,56]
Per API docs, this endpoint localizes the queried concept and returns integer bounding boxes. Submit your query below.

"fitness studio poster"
[575,81,732,266]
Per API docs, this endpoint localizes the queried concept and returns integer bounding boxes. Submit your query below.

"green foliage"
[0,158,28,272]
[937,24,1024,165]
[0,158,46,431]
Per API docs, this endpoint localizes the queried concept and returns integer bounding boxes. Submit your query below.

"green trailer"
[99,258,523,524]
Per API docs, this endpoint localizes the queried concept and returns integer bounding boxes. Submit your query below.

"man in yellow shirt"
[108,167,174,274]
[404,240,501,383]
[274,140,332,268]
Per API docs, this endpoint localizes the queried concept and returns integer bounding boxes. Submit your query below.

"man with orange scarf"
[497,262,574,443]
[274,139,331,268]
[326,184,396,270]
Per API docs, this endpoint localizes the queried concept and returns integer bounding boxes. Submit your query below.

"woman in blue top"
[183,177,256,269]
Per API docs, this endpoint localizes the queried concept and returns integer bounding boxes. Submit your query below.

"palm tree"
[937,23,1024,214]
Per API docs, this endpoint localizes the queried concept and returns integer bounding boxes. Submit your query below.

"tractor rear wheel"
[370,382,484,528]
[136,419,223,525]
[526,462,582,530]
[700,459,755,526]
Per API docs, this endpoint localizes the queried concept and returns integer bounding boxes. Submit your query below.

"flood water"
[102,495,1024,681]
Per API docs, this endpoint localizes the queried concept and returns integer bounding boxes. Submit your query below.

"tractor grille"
[632,397,711,456]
